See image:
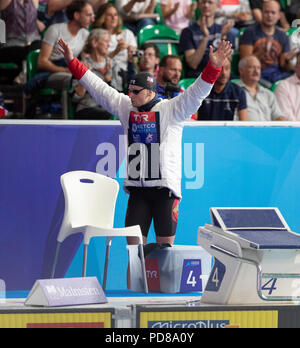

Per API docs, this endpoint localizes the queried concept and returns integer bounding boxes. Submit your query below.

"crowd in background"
[0,0,299,121]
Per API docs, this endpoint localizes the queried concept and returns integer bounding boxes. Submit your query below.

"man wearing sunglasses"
[58,38,232,254]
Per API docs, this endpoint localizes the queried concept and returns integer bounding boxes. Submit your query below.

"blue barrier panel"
[1,121,300,295]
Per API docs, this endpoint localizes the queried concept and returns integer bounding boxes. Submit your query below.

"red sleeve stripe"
[201,61,222,84]
[68,58,89,80]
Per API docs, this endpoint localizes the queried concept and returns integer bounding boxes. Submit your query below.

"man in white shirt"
[38,0,94,88]
[35,0,94,117]
[59,37,232,288]
[58,38,232,245]
[275,53,300,121]
[237,55,285,121]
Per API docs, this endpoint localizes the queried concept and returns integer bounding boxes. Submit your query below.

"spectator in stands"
[179,0,235,78]
[0,0,42,83]
[115,0,158,35]
[37,0,94,91]
[93,3,137,91]
[249,0,290,31]
[215,0,254,35]
[275,53,300,121]
[240,0,296,83]
[138,42,160,77]
[156,55,182,99]
[127,42,160,91]
[237,55,285,121]
[38,0,107,29]
[160,0,197,34]
[197,57,248,120]
[23,0,94,117]
[154,54,198,119]
[71,28,113,119]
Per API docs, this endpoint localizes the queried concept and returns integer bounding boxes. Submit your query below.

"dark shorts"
[125,187,180,238]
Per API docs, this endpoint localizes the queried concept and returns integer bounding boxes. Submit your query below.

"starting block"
[198,207,300,305]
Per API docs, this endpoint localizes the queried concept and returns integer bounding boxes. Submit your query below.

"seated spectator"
[138,42,160,76]
[215,0,254,35]
[156,55,182,99]
[71,29,113,119]
[197,57,248,120]
[23,0,94,117]
[249,0,290,31]
[93,3,137,91]
[37,0,94,92]
[115,0,158,35]
[240,0,296,83]
[275,53,300,121]
[126,42,160,91]
[154,54,198,119]
[160,0,197,34]
[179,0,235,78]
[0,0,42,83]
[237,55,285,121]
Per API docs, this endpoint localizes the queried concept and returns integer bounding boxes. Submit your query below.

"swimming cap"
[129,72,156,91]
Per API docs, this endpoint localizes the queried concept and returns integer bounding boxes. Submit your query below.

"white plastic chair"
[51,170,148,293]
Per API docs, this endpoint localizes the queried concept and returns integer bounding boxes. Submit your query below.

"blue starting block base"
[198,208,300,305]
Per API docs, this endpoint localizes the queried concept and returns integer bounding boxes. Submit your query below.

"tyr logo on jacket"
[128,111,162,182]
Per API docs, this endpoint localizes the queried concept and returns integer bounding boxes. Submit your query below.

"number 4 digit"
[261,278,277,295]
[212,268,219,288]
[205,259,225,292]
[187,270,197,287]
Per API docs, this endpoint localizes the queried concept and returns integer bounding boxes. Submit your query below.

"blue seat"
[229,229,300,250]
[210,208,300,249]
[211,208,287,229]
